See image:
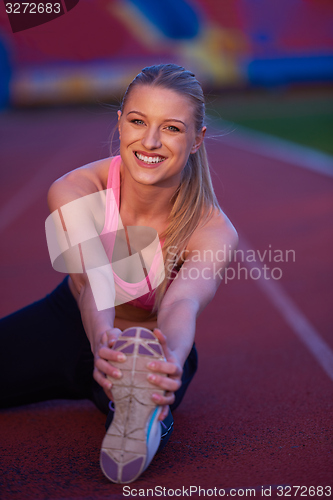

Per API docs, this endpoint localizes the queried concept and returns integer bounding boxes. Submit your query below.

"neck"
[120,165,179,224]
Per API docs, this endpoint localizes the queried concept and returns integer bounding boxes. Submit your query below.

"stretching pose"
[0,64,237,483]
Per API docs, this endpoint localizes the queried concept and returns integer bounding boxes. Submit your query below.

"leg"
[171,342,198,412]
[0,277,96,409]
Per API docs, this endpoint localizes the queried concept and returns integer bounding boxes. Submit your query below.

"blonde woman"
[0,64,238,483]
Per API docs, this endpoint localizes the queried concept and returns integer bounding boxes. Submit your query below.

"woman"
[0,64,238,483]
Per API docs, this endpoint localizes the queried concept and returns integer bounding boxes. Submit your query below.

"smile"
[134,152,166,165]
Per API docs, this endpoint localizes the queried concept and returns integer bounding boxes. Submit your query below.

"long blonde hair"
[120,64,220,313]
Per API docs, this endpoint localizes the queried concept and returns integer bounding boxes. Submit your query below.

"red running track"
[0,107,332,499]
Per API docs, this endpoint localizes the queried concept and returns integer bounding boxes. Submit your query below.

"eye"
[166,125,180,132]
[131,119,145,125]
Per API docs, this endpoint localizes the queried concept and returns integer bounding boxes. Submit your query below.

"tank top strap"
[102,156,121,235]
[106,155,121,207]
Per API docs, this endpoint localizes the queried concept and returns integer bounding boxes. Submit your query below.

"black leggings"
[0,277,198,448]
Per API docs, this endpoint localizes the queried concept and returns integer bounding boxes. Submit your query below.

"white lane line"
[208,123,333,178]
[0,148,84,234]
[239,238,333,382]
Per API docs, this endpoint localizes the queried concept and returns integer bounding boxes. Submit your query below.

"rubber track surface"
[0,108,332,499]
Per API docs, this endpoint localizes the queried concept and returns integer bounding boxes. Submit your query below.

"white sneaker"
[100,327,165,483]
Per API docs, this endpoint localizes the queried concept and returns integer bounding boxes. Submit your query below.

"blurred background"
[0,0,332,153]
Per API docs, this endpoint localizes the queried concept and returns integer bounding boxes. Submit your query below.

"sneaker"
[100,326,165,483]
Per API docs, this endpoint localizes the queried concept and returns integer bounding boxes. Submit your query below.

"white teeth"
[135,152,165,164]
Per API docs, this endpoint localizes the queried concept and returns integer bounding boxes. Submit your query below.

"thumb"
[153,328,166,344]
[106,328,122,347]
[153,328,171,360]
[101,332,108,345]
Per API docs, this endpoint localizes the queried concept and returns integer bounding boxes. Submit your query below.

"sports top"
[100,156,167,312]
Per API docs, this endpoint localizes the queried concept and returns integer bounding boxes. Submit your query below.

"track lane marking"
[239,237,333,382]
[208,123,333,178]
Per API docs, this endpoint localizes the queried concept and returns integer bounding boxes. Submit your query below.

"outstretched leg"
[0,277,95,409]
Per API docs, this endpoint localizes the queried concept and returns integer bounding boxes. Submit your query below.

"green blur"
[208,88,333,155]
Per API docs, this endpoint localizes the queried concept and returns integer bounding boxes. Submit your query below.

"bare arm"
[148,209,238,418]
[47,158,125,395]
[73,272,124,394]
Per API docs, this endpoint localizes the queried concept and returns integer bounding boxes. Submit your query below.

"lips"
[134,151,167,165]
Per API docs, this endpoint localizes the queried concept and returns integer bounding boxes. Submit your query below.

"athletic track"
[0,107,332,499]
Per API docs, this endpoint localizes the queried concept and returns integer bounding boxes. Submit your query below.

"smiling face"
[118,85,205,189]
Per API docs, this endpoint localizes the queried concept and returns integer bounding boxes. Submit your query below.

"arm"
[47,159,125,395]
[148,209,238,419]
[73,273,125,394]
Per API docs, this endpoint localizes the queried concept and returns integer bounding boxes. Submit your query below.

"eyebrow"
[126,110,187,129]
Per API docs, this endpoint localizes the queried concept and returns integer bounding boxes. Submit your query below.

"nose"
[141,126,162,150]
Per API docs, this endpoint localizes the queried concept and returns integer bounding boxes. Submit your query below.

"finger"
[100,331,108,347]
[106,328,122,345]
[99,346,126,362]
[153,328,170,357]
[153,329,180,366]
[95,358,123,379]
[103,386,114,401]
[93,366,113,392]
[153,328,167,345]
[158,405,169,421]
[147,360,182,378]
[147,373,181,392]
[152,391,175,406]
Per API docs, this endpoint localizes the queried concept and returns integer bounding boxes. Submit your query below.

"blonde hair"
[120,64,220,313]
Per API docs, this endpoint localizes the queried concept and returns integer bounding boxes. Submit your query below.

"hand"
[93,328,126,397]
[147,328,183,421]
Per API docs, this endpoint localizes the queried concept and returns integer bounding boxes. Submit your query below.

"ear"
[117,110,122,139]
[191,126,206,154]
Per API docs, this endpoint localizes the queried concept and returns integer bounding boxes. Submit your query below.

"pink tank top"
[100,156,164,312]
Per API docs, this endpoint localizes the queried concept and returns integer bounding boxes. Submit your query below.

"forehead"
[123,85,195,121]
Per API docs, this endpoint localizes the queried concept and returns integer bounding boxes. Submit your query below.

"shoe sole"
[100,327,165,483]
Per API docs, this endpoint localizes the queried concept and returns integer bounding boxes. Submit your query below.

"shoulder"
[47,156,113,212]
[187,207,238,254]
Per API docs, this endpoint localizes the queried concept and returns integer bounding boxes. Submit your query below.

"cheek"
[166,134,193,152]
[122,125,145,144]
[119,128,134,146]
[176,138,195,158]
